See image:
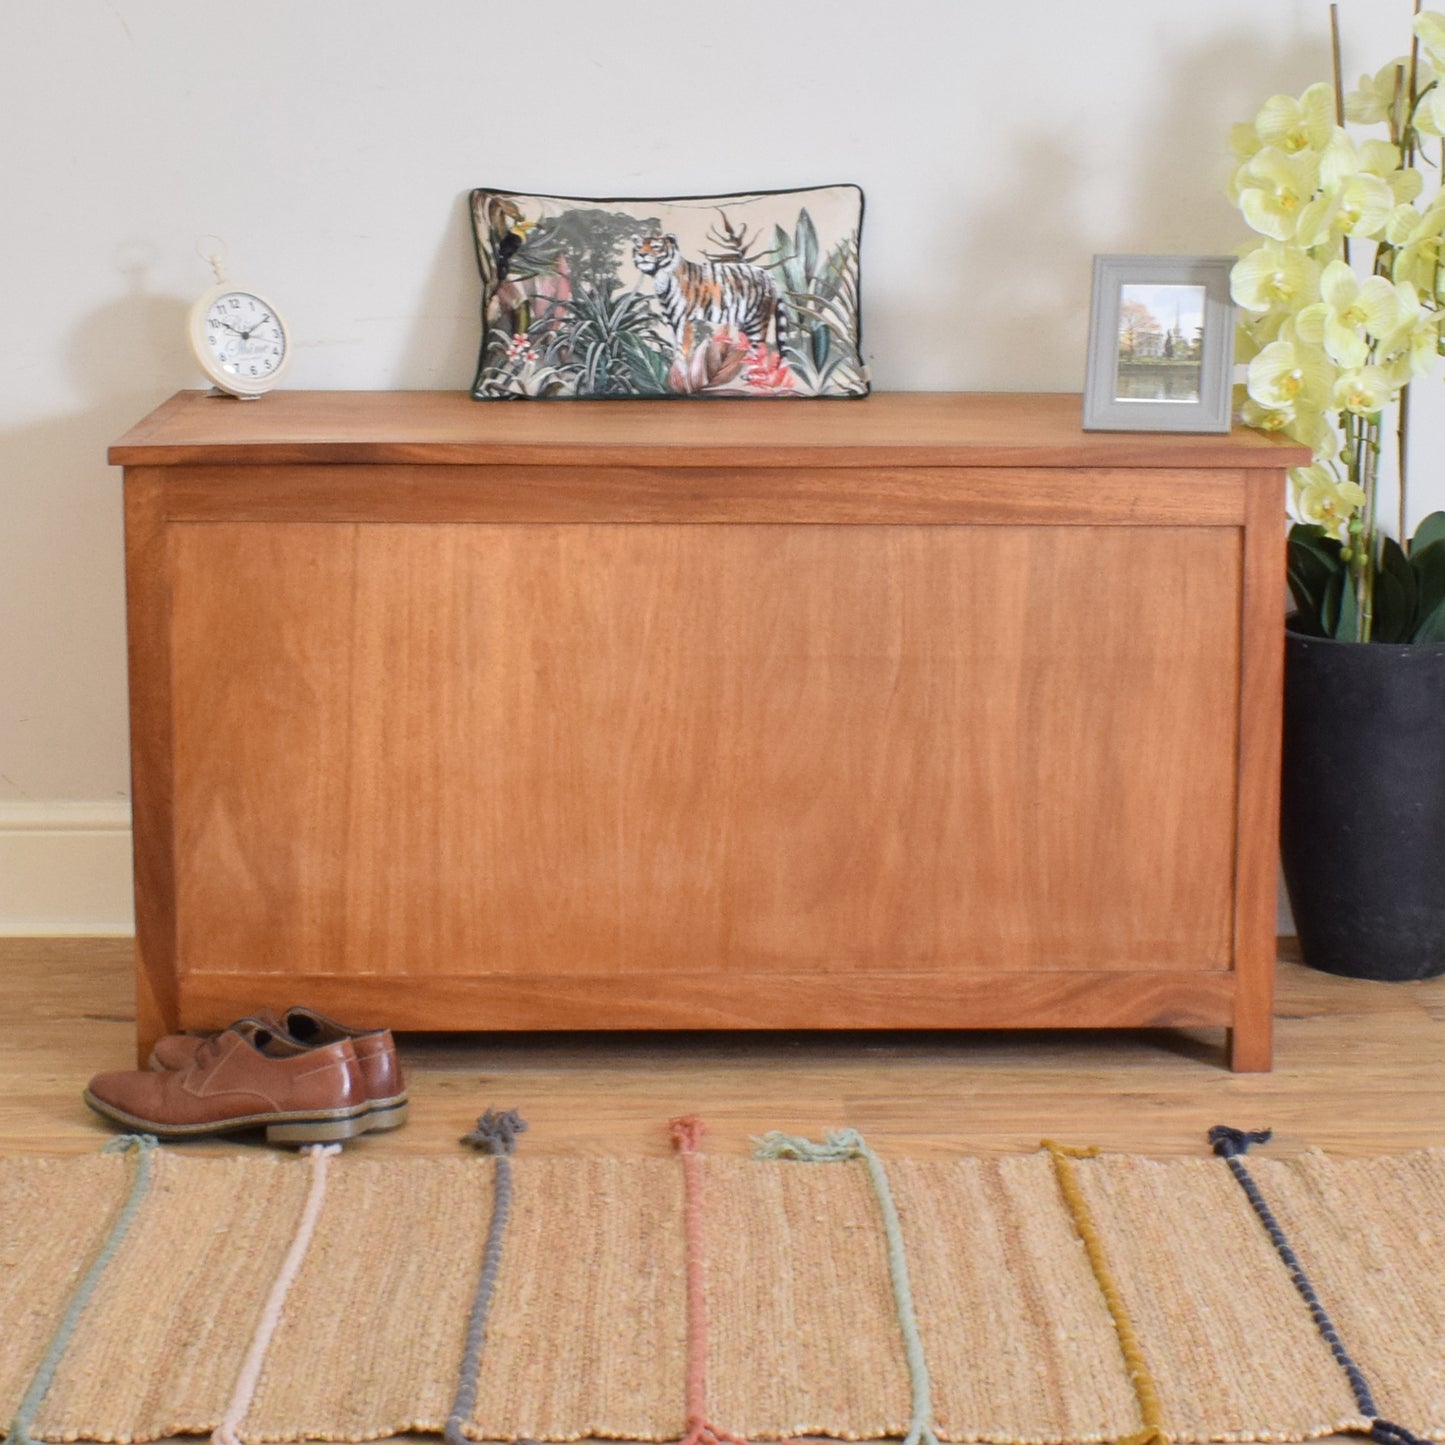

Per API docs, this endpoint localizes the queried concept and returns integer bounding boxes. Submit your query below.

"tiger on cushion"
[632,232,788,357]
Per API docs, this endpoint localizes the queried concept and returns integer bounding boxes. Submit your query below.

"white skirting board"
[0,800,136,935]
[1276,864,1295,935]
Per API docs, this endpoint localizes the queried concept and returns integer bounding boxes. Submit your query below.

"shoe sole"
[365,1098,409,1132]
[146,1056,409,1135]
[83,1089,373,1145]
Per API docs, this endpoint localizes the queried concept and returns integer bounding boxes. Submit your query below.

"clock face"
[201,291,287,385]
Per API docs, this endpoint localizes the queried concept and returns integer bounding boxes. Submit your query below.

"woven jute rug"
[3,1118,1443,1445]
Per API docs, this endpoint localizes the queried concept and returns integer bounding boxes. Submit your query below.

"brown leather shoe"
[148,1006,408,1132]
[86,1019,370,1144]
[276,1007,408,1131]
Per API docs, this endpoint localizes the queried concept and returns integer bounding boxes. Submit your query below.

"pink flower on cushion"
[744,344,794,391]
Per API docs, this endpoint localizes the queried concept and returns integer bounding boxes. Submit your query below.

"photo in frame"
[468,185,868,399]
[1083,255,1236,433]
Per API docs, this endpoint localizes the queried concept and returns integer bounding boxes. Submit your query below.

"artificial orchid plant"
[1231,4,1445,643]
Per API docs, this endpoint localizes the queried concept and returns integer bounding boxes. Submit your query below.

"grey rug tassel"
[445,1108,527,1445]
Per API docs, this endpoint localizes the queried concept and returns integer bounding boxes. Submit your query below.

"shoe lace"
[193,1032,225,1068]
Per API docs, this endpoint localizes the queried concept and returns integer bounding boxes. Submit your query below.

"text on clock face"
[204,292,285,378]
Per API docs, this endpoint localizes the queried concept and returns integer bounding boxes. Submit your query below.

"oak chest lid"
[110,390,1309,470]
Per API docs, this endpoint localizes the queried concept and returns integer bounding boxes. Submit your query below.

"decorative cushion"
[468,185,867,399]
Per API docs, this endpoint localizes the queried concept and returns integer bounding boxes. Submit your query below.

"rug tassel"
[1206,1125,1273,1159]
[753,1127,866,1164]
[1208,1125,1435,1445]
[1116,1429,1170,1445]
[1370,1421,1435,1445]
[101,1132,160,1155]
[446,1107,528,1445]
[461,1107,528,1155]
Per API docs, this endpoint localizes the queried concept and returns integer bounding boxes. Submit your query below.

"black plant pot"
[1280,618,1445,981]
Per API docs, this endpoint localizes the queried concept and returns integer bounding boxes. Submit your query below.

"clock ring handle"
[196,234,229,285]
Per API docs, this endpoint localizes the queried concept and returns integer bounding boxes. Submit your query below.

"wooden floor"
[1,936,1441,1160]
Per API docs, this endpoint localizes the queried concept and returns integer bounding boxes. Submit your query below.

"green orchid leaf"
[1287,547,1340,617]
[1323,567,1346,637]
[1381,534,1417,625]
[1409,511,1445,555]
[1286,569,1329,633]
[1412,596,1445,642]
[1374,565,1412,643]
[1410,537,1445,621]
[1287,522,1344,564]
[1287,561,1333,627]
[1286,525,1345,633]
[1335,570,1364,641]
[1287,527,1344,571]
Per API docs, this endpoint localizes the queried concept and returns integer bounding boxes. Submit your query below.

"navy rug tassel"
[1208,1125,1435,1445]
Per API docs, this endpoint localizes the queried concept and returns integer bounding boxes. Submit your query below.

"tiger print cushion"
[468,185,868,399]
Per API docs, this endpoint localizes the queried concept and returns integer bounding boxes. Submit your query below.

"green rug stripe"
[754,1128,940,1445]
[6,1135,158,1445]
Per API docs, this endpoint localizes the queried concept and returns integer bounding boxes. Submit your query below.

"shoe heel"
[364,1101,409,1133]
[265,1113,370,1146]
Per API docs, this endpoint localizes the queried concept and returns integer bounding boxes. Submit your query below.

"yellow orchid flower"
[1318,131,1364,188]
[1240,398,1295,435]
[1411,14,1445,135]
[1382,343,1433,389]
[1253,83,1336,153]
[1290,465,1367,539]
[1242,398,1340,461]
[1345,57,1434,128]
[1230,240,1321,312]
[1296,172,1395,246]
[1322,136,1424,207]
[1238,148,1322,241]
[1412,85,1445,136]
[1247,338,1338,412]
[1353,139,1424,206]
[1376,282,1441,381]
[1301,410,1343,462]
[1295,260,1403,367]
[1415,11,1445,73]
[1235,309,1287,364]
[1332,365,1397,415]
[1387,199,1445,295]
[1229,122,1263,164]
[1294,134,1402,242]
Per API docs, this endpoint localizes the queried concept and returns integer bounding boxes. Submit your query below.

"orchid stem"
[1331,5,1353,269]
[1356,416,1380,644]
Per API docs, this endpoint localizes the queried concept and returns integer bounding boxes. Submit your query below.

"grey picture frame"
[1082,254,1236,433]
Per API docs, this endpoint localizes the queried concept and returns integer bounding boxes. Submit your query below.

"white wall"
[2,0,1439,930]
